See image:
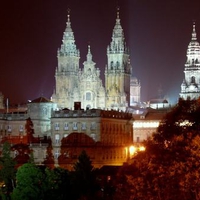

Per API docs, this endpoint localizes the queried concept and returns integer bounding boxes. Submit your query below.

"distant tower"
[52,10,80,109]
[180,22,200,99]
[130,77,141,106]
[0,92,4,109]
[105,8,131,111]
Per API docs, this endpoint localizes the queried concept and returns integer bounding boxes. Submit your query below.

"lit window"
[55,149,59,159]
[64,123,69,130]
[7,125,12,133]
[55,123,59,130]
[82,123,86,130]
[73,122,78,130]
[55,134,60,144]
[86,92,91,100]
[19,125,24,132]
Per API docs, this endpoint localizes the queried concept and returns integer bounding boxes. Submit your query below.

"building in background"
[27,97,57,137]
[130,77,141,106]
[180,22,200,99]
[51,9,140,111]
[133,108,168,143]
[51,108,133,169]
[3,8,196,168]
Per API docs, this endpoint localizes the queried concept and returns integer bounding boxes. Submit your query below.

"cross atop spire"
[116,5,120,19]
[66,8,71,29]
[192,21,197,41]
[86,45,92,62]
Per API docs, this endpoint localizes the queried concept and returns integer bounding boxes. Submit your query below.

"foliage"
[11,163,45,200]
[154,98,200,143]
[25,117,34,142]
[0,142,16,199]
[44,167,70,200]
[11,144,31,167]
[71,150,99,200]
[114,98,200,200]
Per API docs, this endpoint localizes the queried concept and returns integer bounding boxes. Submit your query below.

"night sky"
[0,0,200,105]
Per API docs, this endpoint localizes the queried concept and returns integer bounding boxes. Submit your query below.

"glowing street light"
[128,145,146,157]
[139,146,146,151]
[129,146,137,156]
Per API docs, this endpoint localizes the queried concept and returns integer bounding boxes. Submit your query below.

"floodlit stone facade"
[180,22,200,99]
[51,109,133,169]
[51,9,140,111]
[133,109,167,143]
[27,97,57,137]
[130,77,141,106]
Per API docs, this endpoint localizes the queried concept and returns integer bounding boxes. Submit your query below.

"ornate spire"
[186,22,200,65]
[58,9,80,57]
[108,7,127,54]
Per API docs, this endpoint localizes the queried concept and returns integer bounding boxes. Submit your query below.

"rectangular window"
[64,123,69,130]
[73,122,78,130]
[7,125,12,133]
[55,149,59,159]
[86,92,91,100]
[82,122,86,130]
[55,123,59,131]
[19,125,23,132]
[55,134,60,144]
[91,122,96,130]
[137,136,140,143]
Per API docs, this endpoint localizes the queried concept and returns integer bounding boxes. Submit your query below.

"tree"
[11,163,45,200]
[0,142,16,200]
[11,144,31,167]
[71,150,98,200]
[44,167,70,200]
[154,98,200,143]
[114,99,200,200]
[25,118,35,143]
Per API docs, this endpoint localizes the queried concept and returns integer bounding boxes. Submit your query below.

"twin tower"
[51,9,141,111]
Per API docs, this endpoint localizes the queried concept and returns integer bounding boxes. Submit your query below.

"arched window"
[86,104,91,110]
[116,61,120,68]
[86,92,91,100]
[191,76,196,84]
[111,61,113,69]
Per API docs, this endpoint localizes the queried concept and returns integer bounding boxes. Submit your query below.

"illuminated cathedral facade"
[51,10,140,111]
[180,22,200,99]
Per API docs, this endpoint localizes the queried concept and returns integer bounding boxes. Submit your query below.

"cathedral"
[0,8,199,169]
[51,9,140,111]
[180,22,200,99]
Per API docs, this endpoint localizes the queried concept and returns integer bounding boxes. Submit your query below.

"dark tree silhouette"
[114,98,200,200]
[0,142,16,200]
[71,150,99,200]
[25,117,35,143]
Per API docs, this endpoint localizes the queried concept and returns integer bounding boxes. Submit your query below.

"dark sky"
[0,0,200,105]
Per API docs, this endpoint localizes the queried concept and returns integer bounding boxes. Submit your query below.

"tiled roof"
[133,109,168,120]
[31,97,52,103]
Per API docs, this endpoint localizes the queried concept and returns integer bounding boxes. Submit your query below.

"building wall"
[51,10,140,111]
[51,109,133,169]
[180,23,200,99]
